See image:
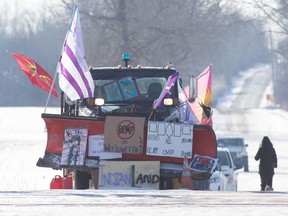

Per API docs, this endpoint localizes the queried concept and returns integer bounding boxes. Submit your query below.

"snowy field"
[0,66,288,215]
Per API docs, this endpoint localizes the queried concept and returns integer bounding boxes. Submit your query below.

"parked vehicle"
[209,161,227,191]
[217,147,238,191]
[37,55,217,190]
[217,137,249,172]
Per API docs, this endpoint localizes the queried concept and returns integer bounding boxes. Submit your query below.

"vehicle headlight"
[163,98,173,106]
[95,98,105,106]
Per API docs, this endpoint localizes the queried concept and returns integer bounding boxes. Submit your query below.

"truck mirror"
[221,165,230,172]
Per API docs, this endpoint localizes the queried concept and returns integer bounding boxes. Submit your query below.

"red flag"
[184,65,212,127]
[10,52,58,97]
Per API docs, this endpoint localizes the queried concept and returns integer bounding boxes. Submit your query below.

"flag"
[178,83,199,124]
[58,6,94,101]
[184,65,212,127]
[10,52,58,97]
[69,5,85,57]
[153,72,179,109]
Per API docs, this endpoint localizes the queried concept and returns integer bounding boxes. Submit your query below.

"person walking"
[255,136,278,191]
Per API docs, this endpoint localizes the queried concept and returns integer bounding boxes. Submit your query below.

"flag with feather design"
[10,52,58,97]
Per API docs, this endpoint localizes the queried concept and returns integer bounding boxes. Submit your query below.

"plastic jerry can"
[50,175,63,189]
[63,173,73,189]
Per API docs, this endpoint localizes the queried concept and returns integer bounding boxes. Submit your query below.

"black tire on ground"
[243,158,249,172]
[74,170,90,189]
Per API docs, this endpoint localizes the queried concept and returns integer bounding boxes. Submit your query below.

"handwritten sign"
[88,134,122,159]
[98,161,160,189]
[104,116,145,154]
[146,121,193,158]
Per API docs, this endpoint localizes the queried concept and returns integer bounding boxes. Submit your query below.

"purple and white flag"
[69,6,85,57]
[58,6,94,101]
[153,72,179,109]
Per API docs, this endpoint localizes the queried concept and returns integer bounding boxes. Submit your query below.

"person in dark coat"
[255,136,278,191]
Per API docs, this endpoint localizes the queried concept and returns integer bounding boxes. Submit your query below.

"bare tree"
[0,0,270,106]
[249,0,288,108]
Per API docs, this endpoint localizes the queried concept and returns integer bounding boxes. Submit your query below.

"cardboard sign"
[60,128,88,166]
[104,116,145,154]
[133,161,160,189]
[88,134,122,159]
[146,121,193,158]
[189,154,218,174]
[98,161,160,189]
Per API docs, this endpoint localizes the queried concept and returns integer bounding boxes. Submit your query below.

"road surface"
[0,190,287,216]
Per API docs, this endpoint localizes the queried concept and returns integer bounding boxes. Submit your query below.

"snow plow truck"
[37,55,217,190]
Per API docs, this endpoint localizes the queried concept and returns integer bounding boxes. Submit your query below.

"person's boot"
[265,185,273,191]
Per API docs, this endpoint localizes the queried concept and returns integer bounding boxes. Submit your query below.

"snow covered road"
[0,190,287,216]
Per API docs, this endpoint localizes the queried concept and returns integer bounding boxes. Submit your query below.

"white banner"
[146,121,193,158]
[89,135,122,159]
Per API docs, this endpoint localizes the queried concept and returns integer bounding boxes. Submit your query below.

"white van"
[217,147,238,191]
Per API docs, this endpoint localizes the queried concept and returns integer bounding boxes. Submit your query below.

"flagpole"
[43,63,59,113]
[43,6,78,113]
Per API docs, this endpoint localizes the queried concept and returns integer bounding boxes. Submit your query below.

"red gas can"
[63,173,73,189]
[50,175,63,189]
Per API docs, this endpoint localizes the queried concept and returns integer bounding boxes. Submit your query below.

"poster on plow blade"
[60,128,88,166]
[104,116,145,154]
[146,121,193,158]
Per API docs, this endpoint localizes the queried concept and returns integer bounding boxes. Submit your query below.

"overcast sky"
[0,0,281,45]
[0,0,60,36]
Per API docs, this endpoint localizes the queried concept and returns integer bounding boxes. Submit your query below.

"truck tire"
[74,170,90,189]
[243,157,249,172]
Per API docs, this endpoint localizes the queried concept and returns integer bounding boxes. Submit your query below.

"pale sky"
[0,0,61,36]
[0,0,281,45]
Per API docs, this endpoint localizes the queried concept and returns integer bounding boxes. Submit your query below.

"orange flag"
[10,52,58,97]
[185,65,212,127]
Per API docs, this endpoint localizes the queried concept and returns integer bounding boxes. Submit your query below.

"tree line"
[2,0,285,108]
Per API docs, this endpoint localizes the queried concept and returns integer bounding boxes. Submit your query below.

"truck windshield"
[90,68,177,104]
[218,151,232,168]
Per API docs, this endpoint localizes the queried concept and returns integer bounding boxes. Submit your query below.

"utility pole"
[269,29,277,104]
